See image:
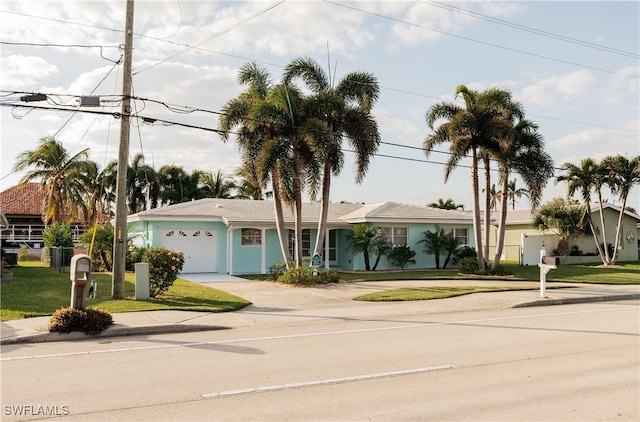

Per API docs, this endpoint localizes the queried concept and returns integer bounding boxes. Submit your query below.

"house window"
[289,229,312,257]
[380,227,408,245]
[241,228,262,246]
[444,228,468,246]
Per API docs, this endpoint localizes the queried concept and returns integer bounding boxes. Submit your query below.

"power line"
[424,0,639,59]
[322,0,639,80]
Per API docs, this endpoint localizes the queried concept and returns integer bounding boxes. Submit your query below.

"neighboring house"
[127,199,475,274]
[0,183,48,251]
[0,183,88,252]
[488,204,640,265]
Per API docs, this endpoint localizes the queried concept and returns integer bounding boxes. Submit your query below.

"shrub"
[48,307,113,334]
[126,245,148,271]
[387,244,416,269]
[453,246,477,265]
[457,257,478,274]
[143,247,185,298]
[43,224,74,247]
[268,260,290,281]
[278,265,340,285]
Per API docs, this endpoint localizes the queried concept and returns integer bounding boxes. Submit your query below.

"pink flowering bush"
[142,247,185,298]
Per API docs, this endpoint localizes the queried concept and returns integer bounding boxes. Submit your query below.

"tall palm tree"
[127,153,158,213]
[233,165,266,200]
[424,86,518,270]
[557,158,608,264]
[218,63,291,265]
[502,179,528,210]
[492,119,554,268]
[601,154,640,264]
[251,82,330,266]
[199,170,237,199]
[283,57,381,259]
[13,136,90,224]
[157,164,190,206]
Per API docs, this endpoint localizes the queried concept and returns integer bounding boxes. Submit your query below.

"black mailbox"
[541,256,559,266]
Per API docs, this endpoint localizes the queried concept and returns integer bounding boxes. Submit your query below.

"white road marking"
[1,306,634,361]
[201,365,455,398]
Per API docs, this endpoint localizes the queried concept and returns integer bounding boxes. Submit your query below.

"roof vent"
[216,204,223,208]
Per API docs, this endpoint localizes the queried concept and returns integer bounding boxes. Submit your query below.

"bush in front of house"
[457,257,479,274]
[143,247,185,298]
[278,265,340,285]
[48,307,113,335]
[126,245,148,271]
[387,244,416,269]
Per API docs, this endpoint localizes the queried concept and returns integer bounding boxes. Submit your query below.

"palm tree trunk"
[596,195,611,264]
[483,157,491,265]
[610,197,627,265]
[471,148,485,270]
[313,159,332,261]
[271,170,292,268]
[585,204,607,264]
[492,174,509,268]
[292,170,304,268]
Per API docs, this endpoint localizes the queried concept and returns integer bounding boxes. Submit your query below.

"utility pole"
[112,0,134,298]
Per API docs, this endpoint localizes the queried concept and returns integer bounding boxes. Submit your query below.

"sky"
[1,0,639,212]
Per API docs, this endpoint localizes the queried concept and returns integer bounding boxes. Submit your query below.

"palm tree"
[424,86,518,271]
[283,57,381,259]
[601,155,640,264]
[492,119,554,268]
[427,198,465,210]
[534,197,589,256]
[13,136,90,224]
[233,165,265,200]
[127,153,158,213]
[502,179,528,210]
[346,223,389,271]
[199,170,236,199]
[419,225,458,269]
[157,165,190,206]
[251,82,330,266]
[556,158,608,264]
[218,63,291,265]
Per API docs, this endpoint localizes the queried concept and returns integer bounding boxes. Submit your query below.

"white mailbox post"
[538,249,558,298]
[70,254,91,309]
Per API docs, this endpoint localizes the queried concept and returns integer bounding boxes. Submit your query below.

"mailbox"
[70,254,92,309]
[541,256,560,266]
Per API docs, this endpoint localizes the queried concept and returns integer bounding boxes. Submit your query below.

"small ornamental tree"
[142,247,185,298]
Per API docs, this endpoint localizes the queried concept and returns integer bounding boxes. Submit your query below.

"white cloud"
[519,70,595,107]
[0,55,58,88]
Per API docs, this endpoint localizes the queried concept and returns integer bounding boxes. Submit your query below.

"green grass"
[354,286,535,302]
[505,262,640,284]
[1,262,251,321]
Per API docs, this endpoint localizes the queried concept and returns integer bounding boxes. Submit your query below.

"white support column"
[227,226,233,275]
[538,249,557,298]
[261,228,267,274]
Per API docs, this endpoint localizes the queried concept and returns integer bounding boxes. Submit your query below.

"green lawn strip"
[1,263,250,321]
[354,285,537,302]
[504,262,640,284]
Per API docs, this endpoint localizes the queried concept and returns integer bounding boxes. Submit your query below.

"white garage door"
[161,229,217,273]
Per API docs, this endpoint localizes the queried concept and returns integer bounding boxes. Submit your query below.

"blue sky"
[1,1,638,211]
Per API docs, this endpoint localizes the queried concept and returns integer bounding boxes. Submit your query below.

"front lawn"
[1,262,251,321]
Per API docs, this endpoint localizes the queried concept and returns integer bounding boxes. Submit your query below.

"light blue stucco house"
[127,198,475,274]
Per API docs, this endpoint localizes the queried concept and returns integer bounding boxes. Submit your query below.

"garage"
[161,229,218,273]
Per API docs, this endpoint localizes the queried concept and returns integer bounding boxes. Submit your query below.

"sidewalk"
[2,280,639,345]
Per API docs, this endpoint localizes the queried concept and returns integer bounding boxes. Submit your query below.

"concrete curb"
[0,324,228,345]
[511,293,640,308]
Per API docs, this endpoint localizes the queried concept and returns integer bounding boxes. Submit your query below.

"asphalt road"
[2,299,638,421]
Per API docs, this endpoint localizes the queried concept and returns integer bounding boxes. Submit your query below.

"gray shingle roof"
[129,199,476,227]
